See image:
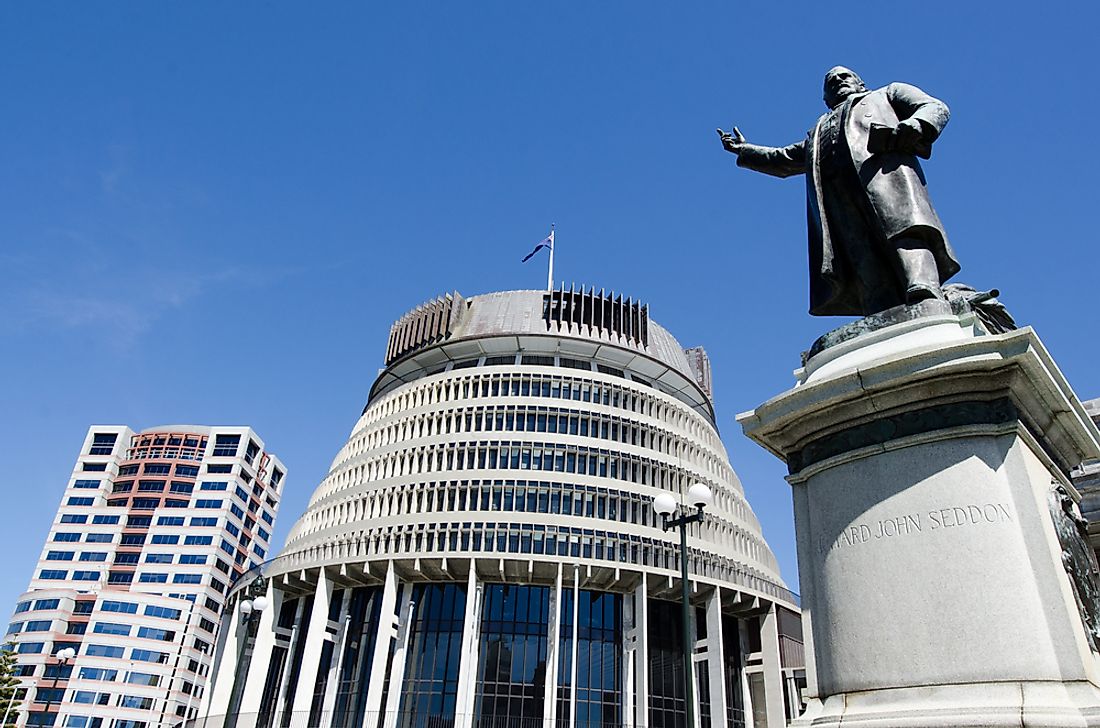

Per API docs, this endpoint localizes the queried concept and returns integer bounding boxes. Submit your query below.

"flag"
[521,231,554,262]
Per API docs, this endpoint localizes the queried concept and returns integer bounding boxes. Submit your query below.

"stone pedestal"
[738,302,1100,726]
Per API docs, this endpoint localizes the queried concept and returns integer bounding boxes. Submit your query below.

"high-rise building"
[201,288,802,728]
[682,347,713,401]
[5,425,285,728]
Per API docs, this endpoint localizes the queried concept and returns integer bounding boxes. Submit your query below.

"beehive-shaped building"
[201,289,803,728]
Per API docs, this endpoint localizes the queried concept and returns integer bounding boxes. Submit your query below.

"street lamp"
[39,647,76,728]
[652,483,713,728]
[238,595,269,618]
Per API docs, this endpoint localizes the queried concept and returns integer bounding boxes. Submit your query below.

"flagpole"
[547,224,555,292]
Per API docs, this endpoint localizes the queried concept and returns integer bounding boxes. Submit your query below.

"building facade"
[5,426,285,728]
[200,288,803,728]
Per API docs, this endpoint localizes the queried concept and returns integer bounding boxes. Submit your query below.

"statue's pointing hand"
[717,126,746,155]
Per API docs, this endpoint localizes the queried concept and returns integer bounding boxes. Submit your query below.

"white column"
[453,567,482,728]
[568,566,579,728]
[203,597,246,723]
[239,583,282,723]
[319,588,354,726]
[381,583,415,728]
[632,574,649,728]
[623,623,635,728]
[760,604,786,728]
[622,577,639,728]
[543,565,562,728]
[705,589,728,728]
[363,563,400,721]
[289,570,334,728]
[689,608,702,728]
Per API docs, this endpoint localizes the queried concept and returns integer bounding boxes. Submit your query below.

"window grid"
[474,585,550,728]
[396,584,467,728]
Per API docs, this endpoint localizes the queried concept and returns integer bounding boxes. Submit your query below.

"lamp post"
[652,483,714,728]
[39,647,75,728]
[224,577,269,728]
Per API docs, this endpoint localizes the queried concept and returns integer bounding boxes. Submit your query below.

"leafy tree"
[0,645,22,727]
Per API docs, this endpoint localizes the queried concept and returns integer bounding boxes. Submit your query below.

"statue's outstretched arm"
[717,126,805,178]
[734,140,807,179]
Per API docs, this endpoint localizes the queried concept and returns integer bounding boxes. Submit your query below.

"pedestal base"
[739,308,1100,727]
[796,681,1100,727]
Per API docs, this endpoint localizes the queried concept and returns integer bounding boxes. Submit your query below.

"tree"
[0,645,22,727]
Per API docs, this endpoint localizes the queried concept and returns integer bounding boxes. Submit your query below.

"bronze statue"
[1049,481,1100,652]
[718,67,960,317]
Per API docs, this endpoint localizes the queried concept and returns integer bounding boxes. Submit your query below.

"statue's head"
[823,66,866,109]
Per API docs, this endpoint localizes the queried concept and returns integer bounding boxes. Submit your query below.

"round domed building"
[200,289,803,728]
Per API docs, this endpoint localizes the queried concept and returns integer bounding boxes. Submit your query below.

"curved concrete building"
[201,288,803,728]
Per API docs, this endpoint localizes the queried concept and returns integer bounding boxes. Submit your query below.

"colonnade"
[199,559,794,728]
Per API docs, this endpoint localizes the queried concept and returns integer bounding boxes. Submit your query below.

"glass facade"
[721,615,745,728]
[210,581,770,728]
[555,591,573,728]
[570,591,622,728]
[647,599,687,728]
[256,644,288,728]
[695,661,711,728]
[397,584,467,728]
[557,589,625,728]
[332,586,384,728]
[475,585,550,728]
[279,595,316,728]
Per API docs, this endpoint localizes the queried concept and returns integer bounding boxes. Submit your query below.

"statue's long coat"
[736,83,960,315]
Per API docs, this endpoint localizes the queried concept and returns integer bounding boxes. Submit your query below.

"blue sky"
[1,2,1097,610]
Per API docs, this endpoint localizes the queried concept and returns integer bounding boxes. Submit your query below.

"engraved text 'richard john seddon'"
[821,503,1014,555]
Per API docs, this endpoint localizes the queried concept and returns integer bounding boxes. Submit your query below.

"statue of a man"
[718,67,960,316]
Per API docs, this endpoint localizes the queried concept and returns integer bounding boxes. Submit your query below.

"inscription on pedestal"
[820,502,1014,555]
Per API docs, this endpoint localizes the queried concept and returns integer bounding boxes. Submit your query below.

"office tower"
[683,347,714,401]
[6,426,285,728]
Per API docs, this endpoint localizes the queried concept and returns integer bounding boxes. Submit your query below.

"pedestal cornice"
[738,322,1100,478]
